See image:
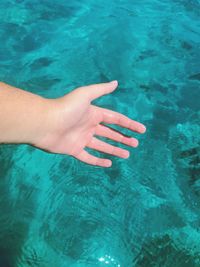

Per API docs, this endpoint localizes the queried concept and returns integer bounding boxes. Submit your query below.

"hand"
[35,81,146,167]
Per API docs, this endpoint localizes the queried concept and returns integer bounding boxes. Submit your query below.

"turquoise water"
[0,0,200,266]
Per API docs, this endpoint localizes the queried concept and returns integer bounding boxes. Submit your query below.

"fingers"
[74,150,112,167]
[86,137,130,158]
[100,108,146,133]
[95,124,139,147]
[78,80,118,101]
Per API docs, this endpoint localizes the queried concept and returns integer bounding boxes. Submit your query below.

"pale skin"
[0,80,146,167]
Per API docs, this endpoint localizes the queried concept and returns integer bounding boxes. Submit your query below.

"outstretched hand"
[35,81,146,167]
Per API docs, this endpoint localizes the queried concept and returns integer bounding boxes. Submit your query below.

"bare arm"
[0,81,146,167]
[0,82,53,144]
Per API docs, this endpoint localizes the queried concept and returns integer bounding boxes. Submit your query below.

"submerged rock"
[188,73,200,81]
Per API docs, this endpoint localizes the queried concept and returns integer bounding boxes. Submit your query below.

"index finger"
[100,108,146,133]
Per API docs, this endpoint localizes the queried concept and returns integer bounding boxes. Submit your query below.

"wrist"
[27,97,58,147]
[0,82,57,146]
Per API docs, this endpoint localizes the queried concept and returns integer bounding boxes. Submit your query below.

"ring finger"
[86,136,130,158]
[95,124,139,147]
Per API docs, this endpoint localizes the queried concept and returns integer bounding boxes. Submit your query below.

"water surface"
[0,0,200,266]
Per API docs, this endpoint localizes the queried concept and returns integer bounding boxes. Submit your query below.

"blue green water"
[0,0,200,266]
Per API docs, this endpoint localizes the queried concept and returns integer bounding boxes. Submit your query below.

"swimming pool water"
[0,0,200,266]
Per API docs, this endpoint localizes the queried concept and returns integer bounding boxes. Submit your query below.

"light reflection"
[98,255,120,266]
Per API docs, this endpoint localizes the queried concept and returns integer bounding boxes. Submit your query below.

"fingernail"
[122,151,130,158]
[141,125,146,133]
[110,80,118,85]
[131,139,139,147]
[105,160,112,167]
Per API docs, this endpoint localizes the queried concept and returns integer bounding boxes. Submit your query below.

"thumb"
[78,80,118,101]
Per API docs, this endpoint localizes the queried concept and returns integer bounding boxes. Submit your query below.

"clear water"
[0,0,200,266]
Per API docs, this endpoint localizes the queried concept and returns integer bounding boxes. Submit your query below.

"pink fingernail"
[105,160,112,167]
[110,80,118,85]
[131,139,139,147]
[123,151,130,158]
[141,125,146,133]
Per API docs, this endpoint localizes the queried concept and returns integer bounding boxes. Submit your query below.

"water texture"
[0,0,200,266]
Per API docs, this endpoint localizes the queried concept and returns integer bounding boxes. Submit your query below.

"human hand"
[35,81,146,167]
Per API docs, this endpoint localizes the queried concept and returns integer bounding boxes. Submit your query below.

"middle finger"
[86,136,130,158]
[95,124,139,147]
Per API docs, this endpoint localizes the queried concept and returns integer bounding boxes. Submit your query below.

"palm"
[39,81,146,167]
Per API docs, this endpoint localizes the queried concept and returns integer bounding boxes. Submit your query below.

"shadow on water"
[0,248,13,267]
[134,234,200,267]
[0,145,32,267]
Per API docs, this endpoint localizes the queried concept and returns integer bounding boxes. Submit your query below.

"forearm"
[0,80,146,167]
[0,82,52,145]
